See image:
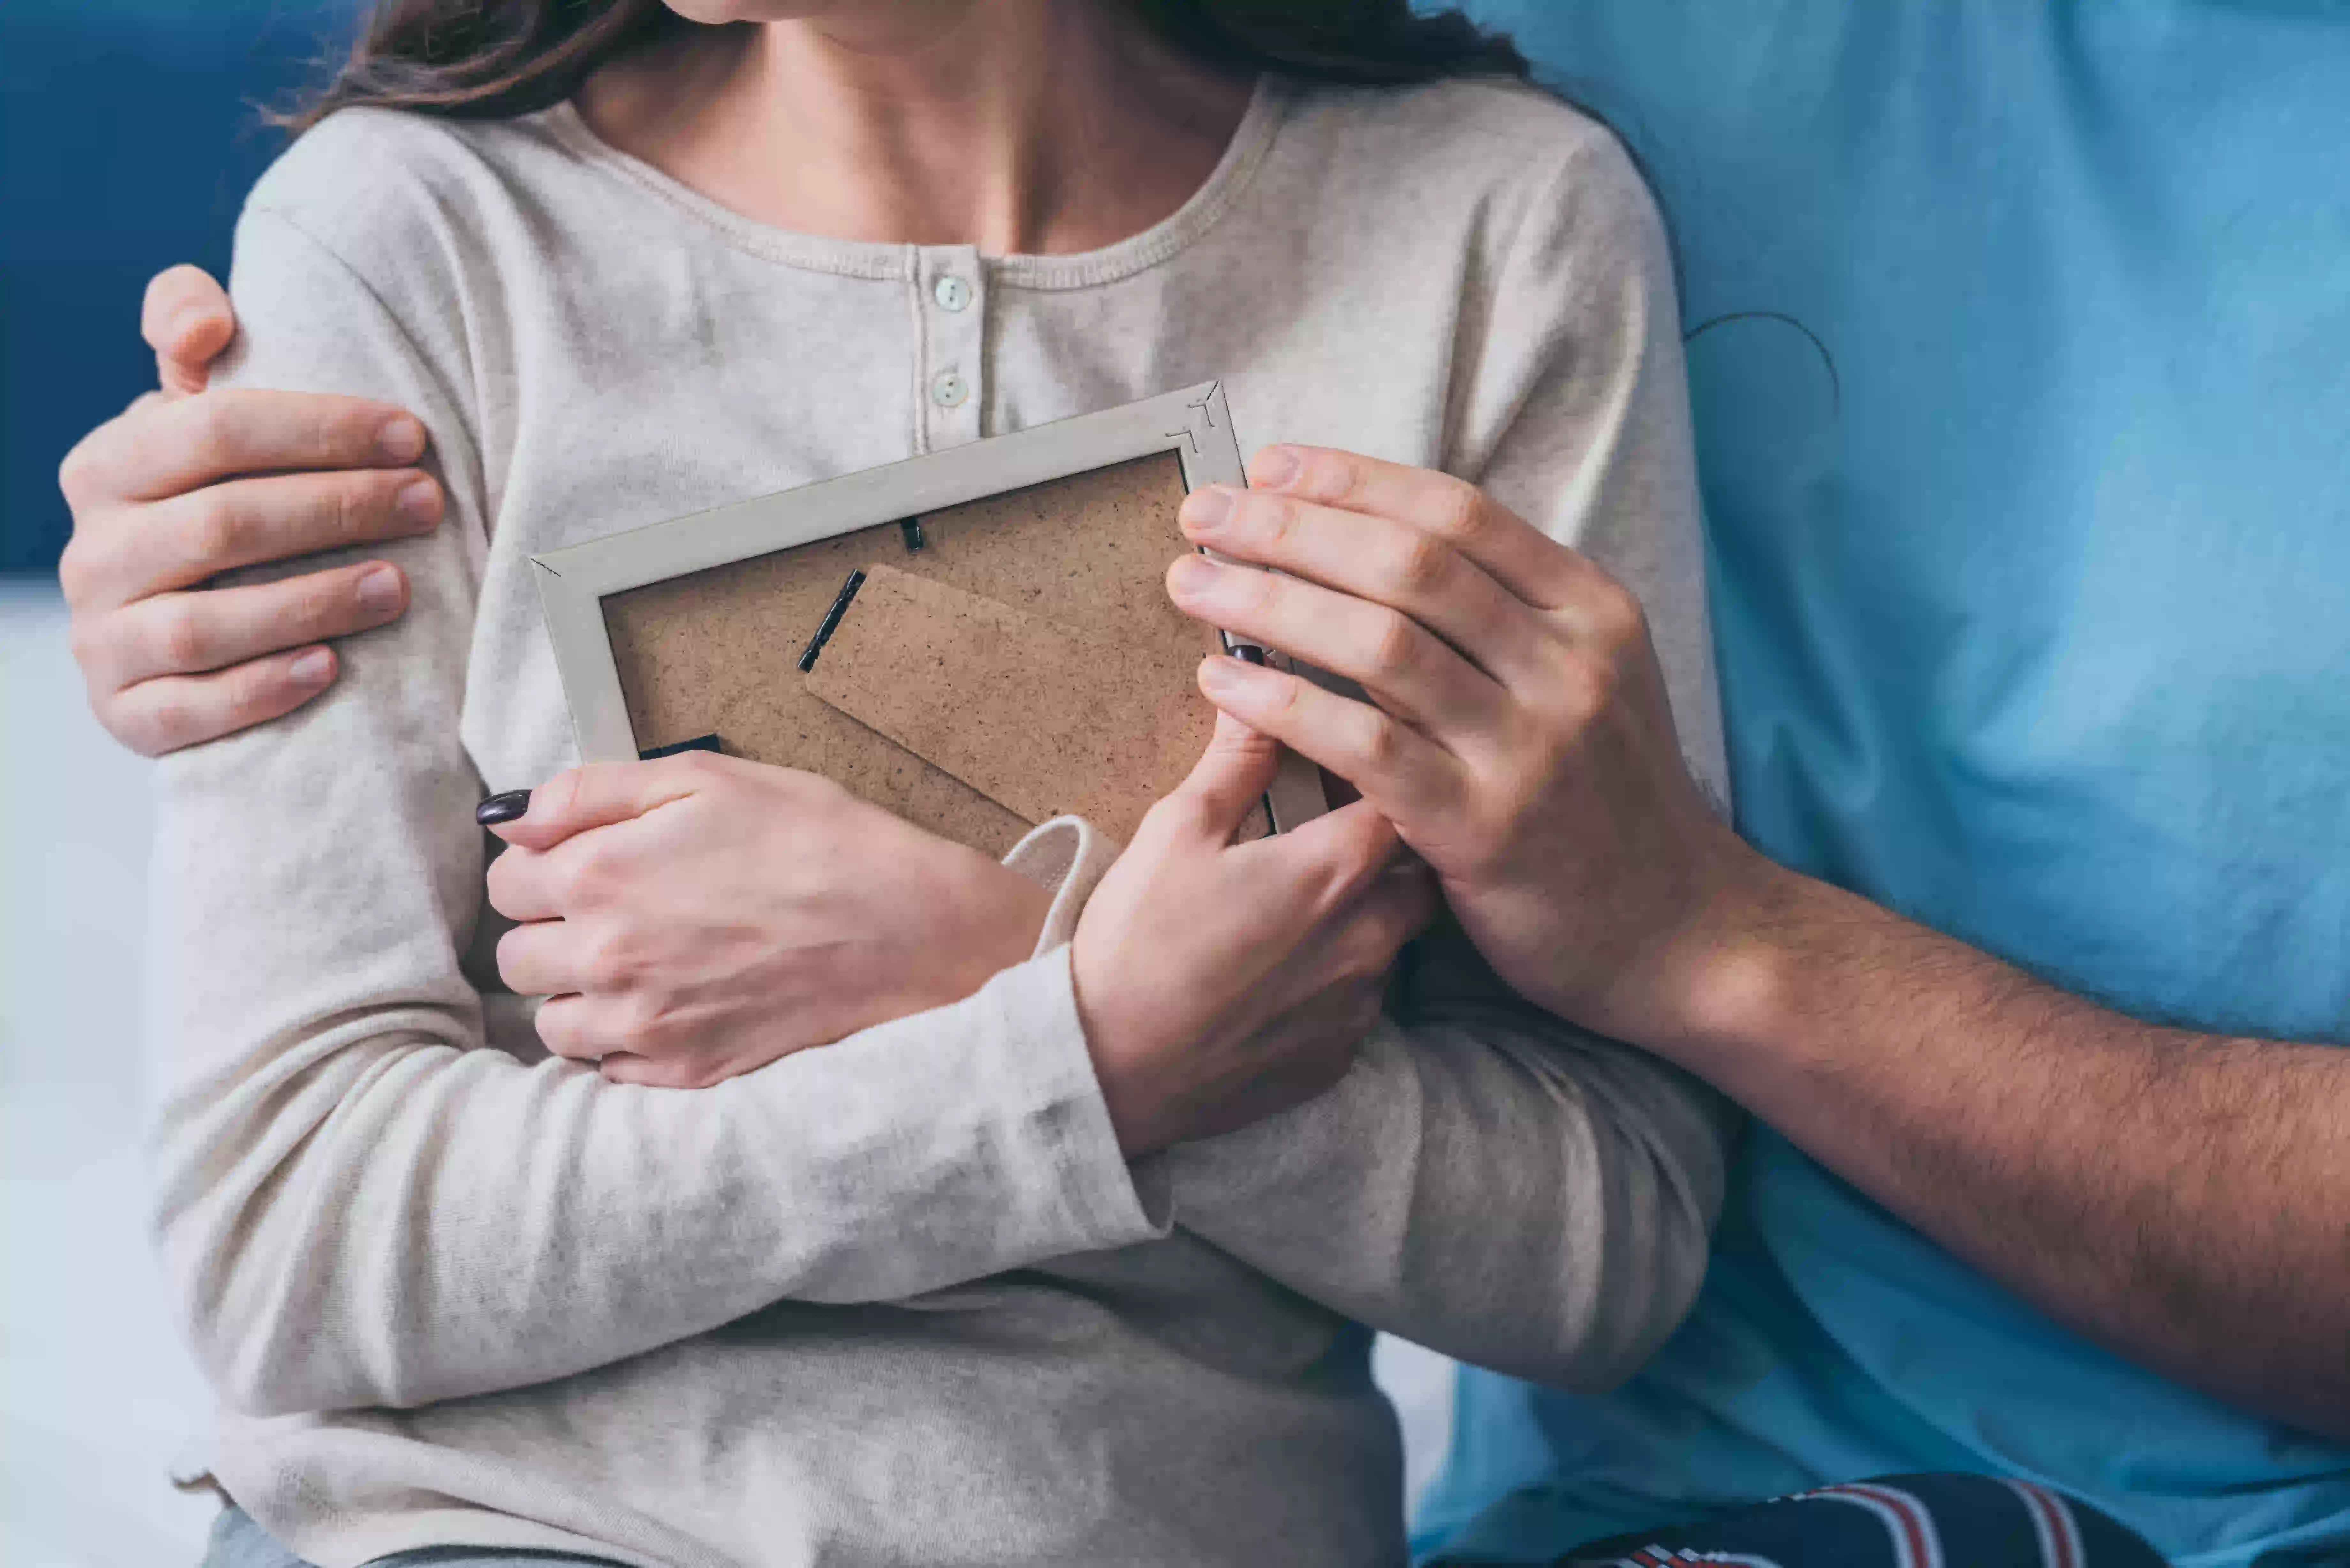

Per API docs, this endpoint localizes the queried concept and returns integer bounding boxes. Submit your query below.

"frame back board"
[533,382,1326,857]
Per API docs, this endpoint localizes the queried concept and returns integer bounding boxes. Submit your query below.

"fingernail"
[376,418,426,464]
[1180,485,1236,534]
[357,565,404,614]
[1199,653,1252,693]
[476,789,532,827]
[397,478,440,527]
[1252,447,1301,489]
[1168,555,1218,598]
[288,648,333,687]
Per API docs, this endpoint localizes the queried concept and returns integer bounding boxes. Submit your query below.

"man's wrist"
[1622,849,1841,1090]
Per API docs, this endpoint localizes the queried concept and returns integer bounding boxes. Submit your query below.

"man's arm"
[1657,863,2350,1442]
[1181,440,2350,1445]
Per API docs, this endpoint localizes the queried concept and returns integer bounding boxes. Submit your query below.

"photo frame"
[533,381,1329,857]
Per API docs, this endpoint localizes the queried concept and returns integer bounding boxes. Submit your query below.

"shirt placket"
[914,244,985,452]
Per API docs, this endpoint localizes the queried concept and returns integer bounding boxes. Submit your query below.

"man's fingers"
[60,388,427,511]
[69,465,443,609]
[1178,485,1550,690]
[83,563,409,689]
[95,648,339,758]
[1168,554,1505,736]
[1198,655,1462,834]
[1247,445,1610,612]
[487,755,715,853]
[143,266,237,396]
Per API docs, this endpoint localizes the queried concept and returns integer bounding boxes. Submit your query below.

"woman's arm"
[1145,125,1739,1391]
[153,206,1406,1419]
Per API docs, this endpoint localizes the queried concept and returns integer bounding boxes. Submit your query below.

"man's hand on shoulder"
[57,265,444,755]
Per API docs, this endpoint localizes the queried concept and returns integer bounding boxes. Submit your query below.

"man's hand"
[485,752,1052,1089]
[1167,444,1764,1048]
[57,265,444,755]
[1179,443,2350,1445]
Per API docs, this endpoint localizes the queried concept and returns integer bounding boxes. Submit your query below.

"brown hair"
[285,1,1530,131]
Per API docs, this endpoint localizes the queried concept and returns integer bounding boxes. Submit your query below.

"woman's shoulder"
[1280,73,1651,212]
[239,104,574,273]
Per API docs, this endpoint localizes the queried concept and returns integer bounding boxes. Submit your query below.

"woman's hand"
[1071,713,1438,1155]
[57,265,444,755]
[484,752,1052,1088]
[1166,446,1770,1050]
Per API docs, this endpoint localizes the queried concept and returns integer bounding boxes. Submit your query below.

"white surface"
[0,582,216,1563]
[0,581,1454,1564]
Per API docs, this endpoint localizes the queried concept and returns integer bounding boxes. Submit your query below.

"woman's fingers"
[142,265,237,397]
[94,646,341,757]
[1136,708,1285,854]
[1168,554,1506,737]
[1198,655,1464,835]
[487,755,715,853]
[1247,445,1611,613]
[529,994,604,1063]
[58,387,427,515]
[80,561,410,690]
[496,918,582,998]
[1179,483,1550,689]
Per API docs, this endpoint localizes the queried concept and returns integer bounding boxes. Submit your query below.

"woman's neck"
[578,2,1255,255]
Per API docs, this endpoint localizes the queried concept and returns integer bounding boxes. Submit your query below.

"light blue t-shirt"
[1414,4,2350,1565]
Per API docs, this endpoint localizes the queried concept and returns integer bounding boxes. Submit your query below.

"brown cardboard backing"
[601,451,1267,856]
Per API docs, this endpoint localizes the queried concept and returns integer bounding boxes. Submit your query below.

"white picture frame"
[531,380,1328,834]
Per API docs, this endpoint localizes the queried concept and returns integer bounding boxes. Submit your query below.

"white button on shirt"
[915,244,984,449]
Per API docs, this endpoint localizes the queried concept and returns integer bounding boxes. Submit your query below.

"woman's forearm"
[154,937,1160,1416]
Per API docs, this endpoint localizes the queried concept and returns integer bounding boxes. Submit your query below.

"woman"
[68,2,1734,1564]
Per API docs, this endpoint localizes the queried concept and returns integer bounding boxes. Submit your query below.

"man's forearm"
[1653,864,2350,1442]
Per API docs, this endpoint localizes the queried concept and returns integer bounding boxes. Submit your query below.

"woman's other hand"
[57,264,445,755]
[1071,712,1438,1156]
[484,752,1052,1089]
[1168,446,1765,1051]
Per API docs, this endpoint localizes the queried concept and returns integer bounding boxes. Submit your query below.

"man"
[1189,4,2349,1564]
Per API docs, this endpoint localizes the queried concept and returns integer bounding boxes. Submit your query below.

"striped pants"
[1479,1474,2173,1568]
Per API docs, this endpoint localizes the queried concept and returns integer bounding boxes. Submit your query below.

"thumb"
[1159,708,1282,848]
[486,758,710,852]
[143,265,236,397]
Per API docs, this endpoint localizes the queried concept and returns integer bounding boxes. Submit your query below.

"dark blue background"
[1,0,362,575]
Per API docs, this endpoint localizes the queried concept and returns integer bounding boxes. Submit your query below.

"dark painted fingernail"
[476,789,531,826]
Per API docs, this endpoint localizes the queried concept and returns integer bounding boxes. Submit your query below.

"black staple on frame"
[798,569,867,672]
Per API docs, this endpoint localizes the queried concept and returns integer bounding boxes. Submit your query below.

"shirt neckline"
[537,74,1288,290]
